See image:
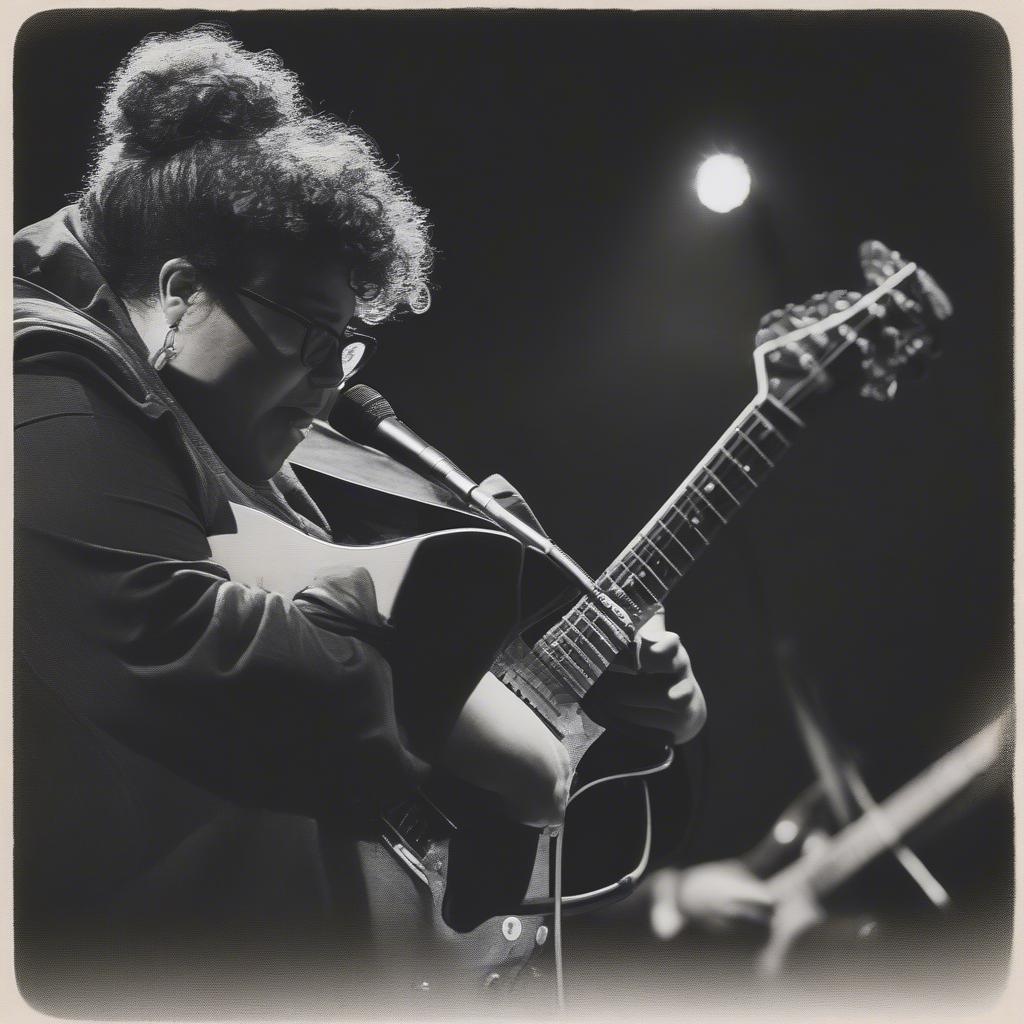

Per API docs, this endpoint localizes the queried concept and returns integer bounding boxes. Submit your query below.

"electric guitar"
[757,712,1009,976]
[208,240,952,985]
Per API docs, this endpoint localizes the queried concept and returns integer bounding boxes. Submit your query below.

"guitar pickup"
[381,791,456,860]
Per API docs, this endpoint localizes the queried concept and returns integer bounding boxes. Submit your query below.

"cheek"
[189,313,303,410]
[182,309,250,373]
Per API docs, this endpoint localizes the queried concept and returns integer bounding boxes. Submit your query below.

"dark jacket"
[13,207,488,1010]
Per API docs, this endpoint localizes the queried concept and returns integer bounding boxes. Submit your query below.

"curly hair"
[79,24,432,323]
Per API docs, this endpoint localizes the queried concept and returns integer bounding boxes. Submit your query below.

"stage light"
[695,154,751,213]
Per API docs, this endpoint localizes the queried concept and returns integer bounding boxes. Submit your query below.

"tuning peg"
[881,325,903,353]
[915,267,954,320]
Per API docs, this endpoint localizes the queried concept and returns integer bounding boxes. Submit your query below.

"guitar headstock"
[753,242,953,409]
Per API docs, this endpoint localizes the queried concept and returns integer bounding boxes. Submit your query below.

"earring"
[149,325,179,371]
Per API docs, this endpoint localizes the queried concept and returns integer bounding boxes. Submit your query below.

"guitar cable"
[548,755,670,1012]
[552,816,567,1013]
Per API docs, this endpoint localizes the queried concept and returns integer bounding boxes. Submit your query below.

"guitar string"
[533,609,615,686]
[636,532,685,578]
[507,296,896,701]
[599,417,778,595]
[616,408,787,576]
[538,408,787,679]
[515,350,842,698]
[543,407,791,683]
[594,304,890,602]
[577,282,908,643]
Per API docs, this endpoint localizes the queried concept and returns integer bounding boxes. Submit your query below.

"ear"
[157,259,203,327]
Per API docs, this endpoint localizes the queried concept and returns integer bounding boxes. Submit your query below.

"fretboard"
[523,393,806,702]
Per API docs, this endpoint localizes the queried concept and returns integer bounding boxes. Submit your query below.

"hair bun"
[99,24,302,157]
[117,71,281,155]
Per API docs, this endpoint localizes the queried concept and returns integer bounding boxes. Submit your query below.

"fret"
[700,465,741,508]
[734,426,775,468]
[605,565,658,612]
[552,639,598,691]
[687,482,728,525]
[569,603,622,658]
[751,400,805,459]
[655,505,711,556]
[613,563,660,605]
[648,520,697,564]
[764,392,806,429]
[665,497,714,544]
[623,549,668,596]
[529,608,622,699]
[538,597,626,683]
[533,641,590,697]
[720,446,761,489]
[637,532,685,579]
[551,616,610,673]
[550,625,603,677]
[750,405,792,448]
[707,451,759,501]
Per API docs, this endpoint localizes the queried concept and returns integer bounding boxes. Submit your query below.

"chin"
[225,419,302,484]
[223,440,290,485]
[258,431,303,482]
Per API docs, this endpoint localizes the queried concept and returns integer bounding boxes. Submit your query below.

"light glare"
[695,154,751,213]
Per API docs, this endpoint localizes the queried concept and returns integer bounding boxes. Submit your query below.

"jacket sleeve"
[14,367,431,820]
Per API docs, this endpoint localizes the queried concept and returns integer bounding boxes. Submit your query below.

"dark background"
[14,4,1013,976]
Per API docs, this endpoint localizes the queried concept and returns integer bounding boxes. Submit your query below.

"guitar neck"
[766,717,1006,903]
[600,394,804,607]
[521,393,806,702]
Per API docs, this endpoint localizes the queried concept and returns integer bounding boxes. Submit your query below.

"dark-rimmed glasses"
[232,285,377,387]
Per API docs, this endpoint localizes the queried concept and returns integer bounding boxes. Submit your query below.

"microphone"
[330,385,484,509]
[329,385,635,640]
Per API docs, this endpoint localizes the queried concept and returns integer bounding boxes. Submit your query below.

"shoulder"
[14,357,178,499]
[15,359,134,432]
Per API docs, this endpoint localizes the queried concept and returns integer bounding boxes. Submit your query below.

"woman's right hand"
[440,671,571,828]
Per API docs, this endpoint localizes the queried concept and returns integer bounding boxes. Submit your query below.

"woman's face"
[164,249,358,483]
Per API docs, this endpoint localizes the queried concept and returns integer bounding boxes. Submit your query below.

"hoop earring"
[150,325,179,371]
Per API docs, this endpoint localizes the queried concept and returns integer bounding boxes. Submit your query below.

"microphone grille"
[328,384,396,442]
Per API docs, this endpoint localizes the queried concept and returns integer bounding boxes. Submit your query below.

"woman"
[14,24,705,1011]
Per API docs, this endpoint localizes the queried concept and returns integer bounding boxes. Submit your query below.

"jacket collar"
[14,204,150,363]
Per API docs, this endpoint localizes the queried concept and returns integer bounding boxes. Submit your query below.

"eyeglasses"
[232,285,377,387]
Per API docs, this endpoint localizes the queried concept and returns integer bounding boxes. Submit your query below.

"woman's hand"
[586,610,707,745]
[441,672,571,828]
[649,860,777,939]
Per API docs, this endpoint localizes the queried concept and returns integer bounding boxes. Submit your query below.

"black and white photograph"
[10,5,1015,1020]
